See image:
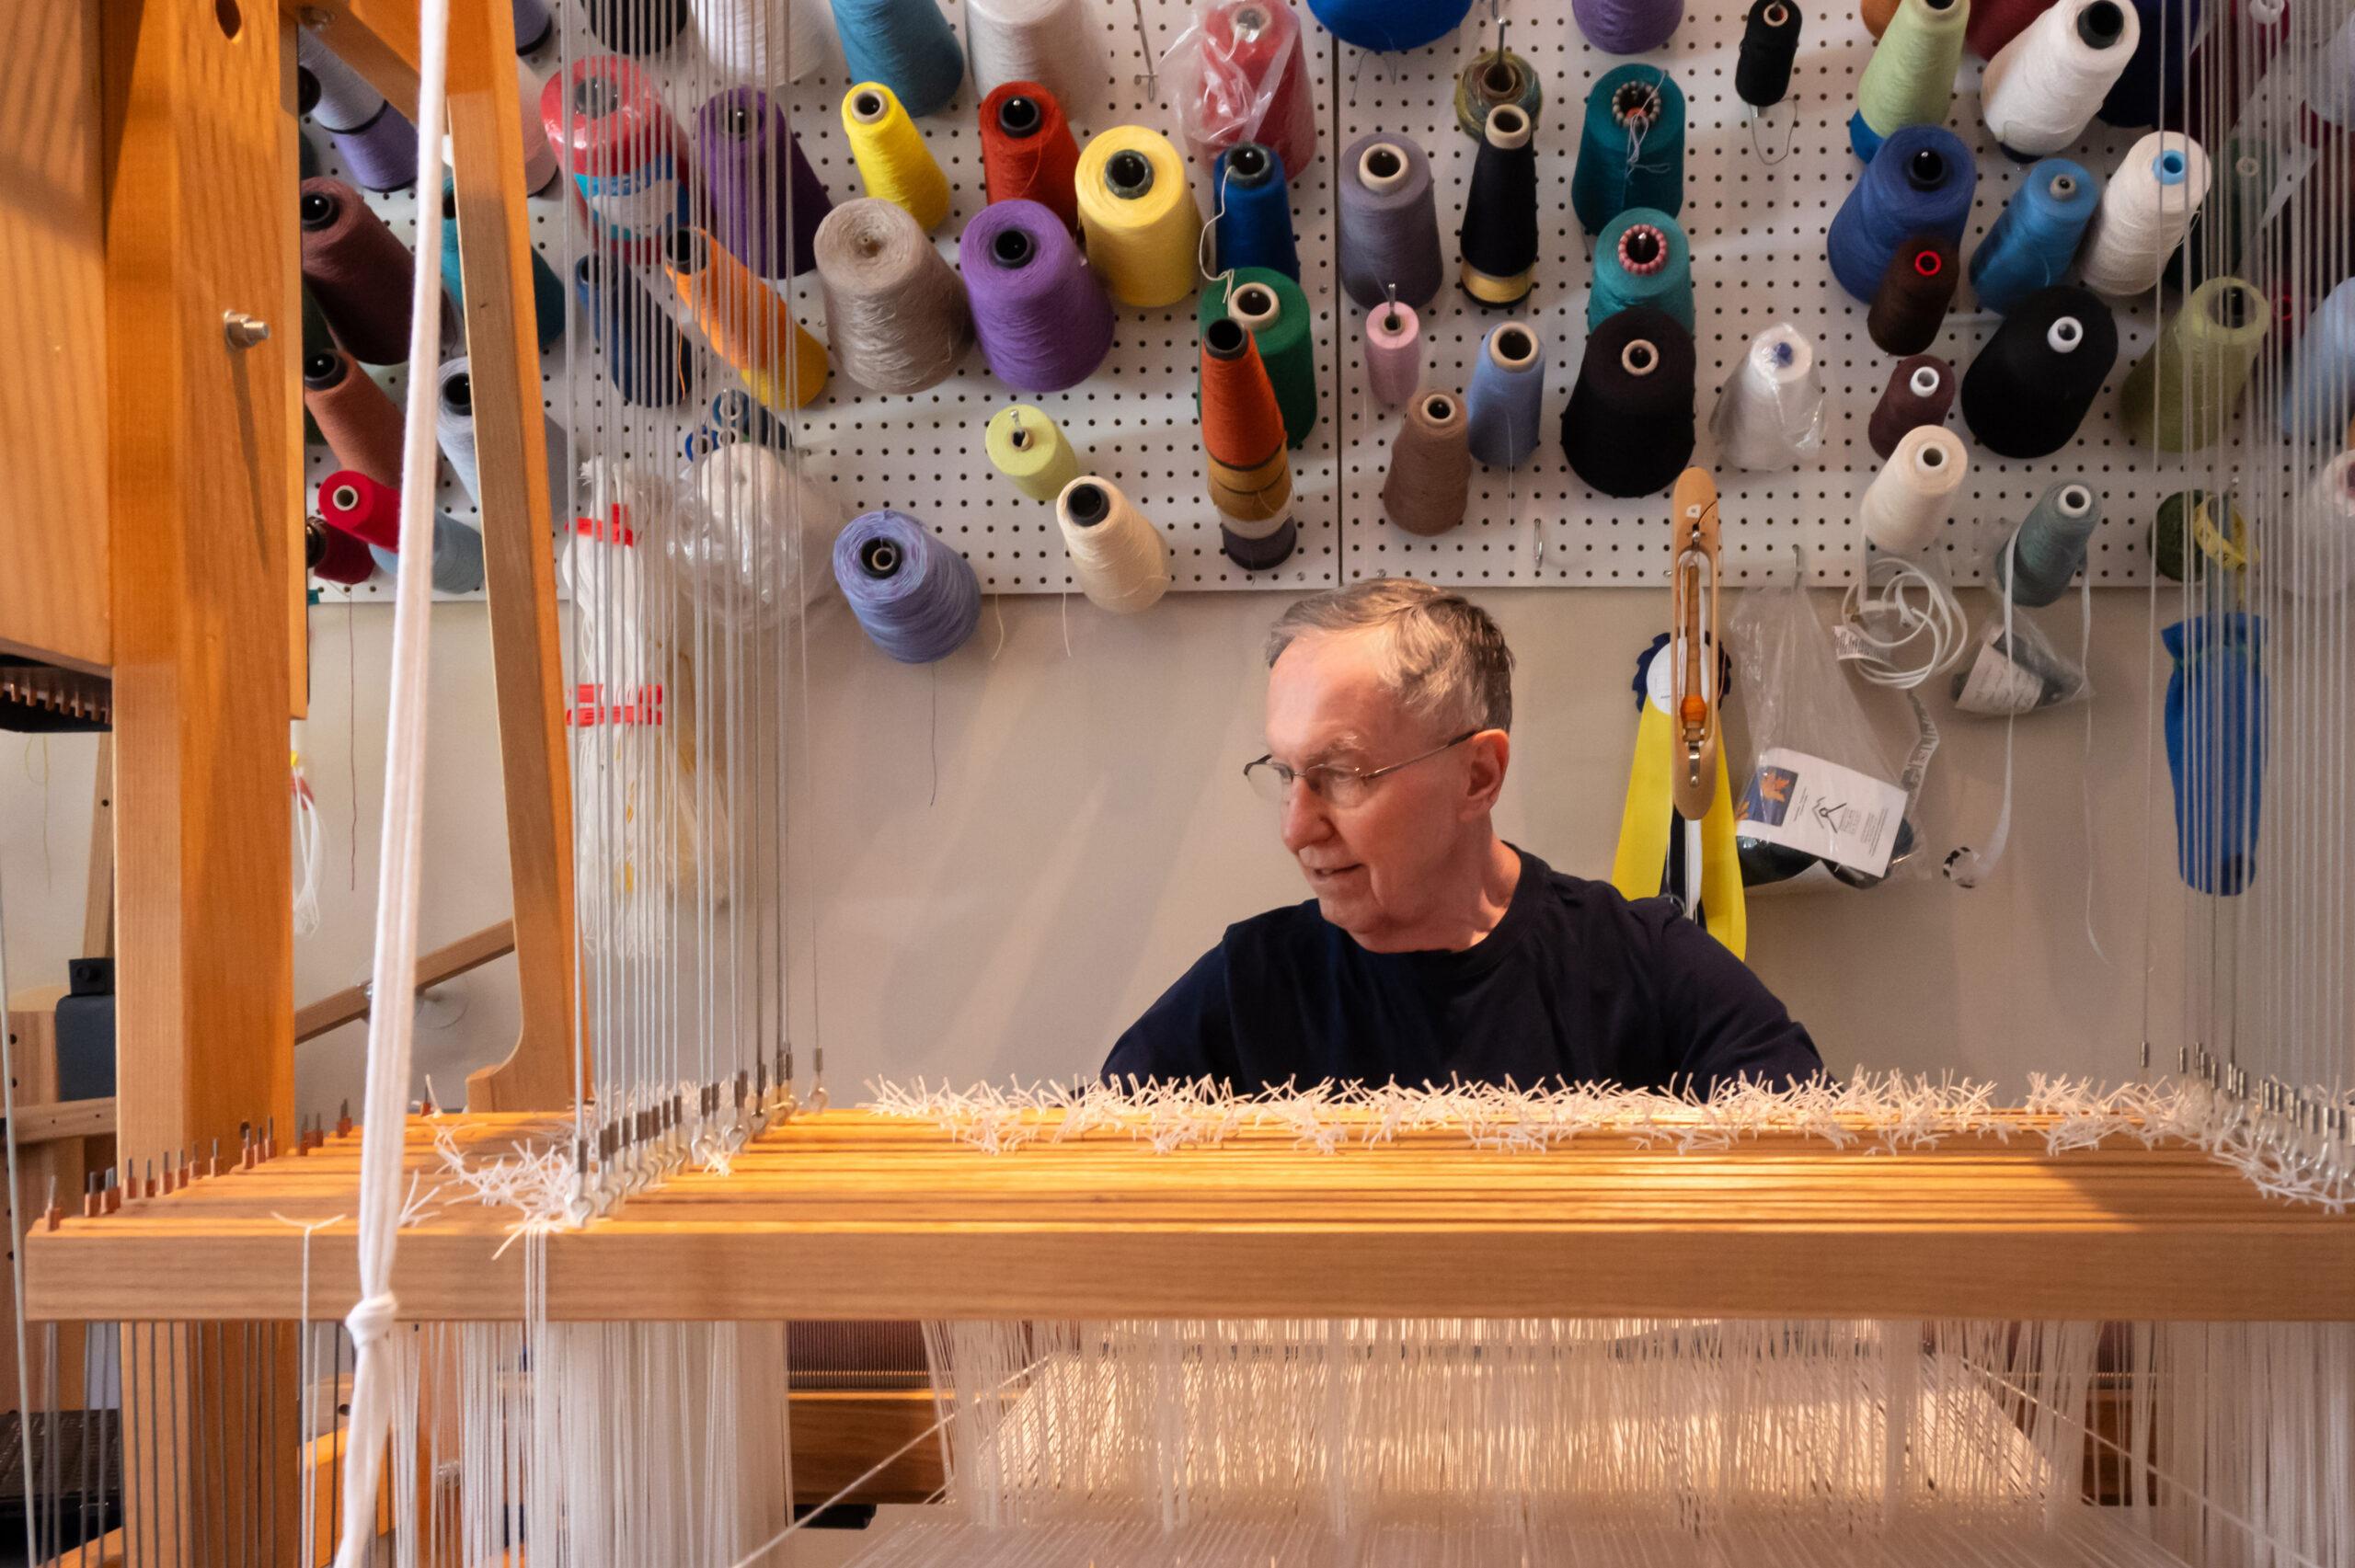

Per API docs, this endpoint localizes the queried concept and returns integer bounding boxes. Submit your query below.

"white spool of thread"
[1708,323,1823,471]
[684,442,849,625]
[435,356,573,531]
[1981,0,2139,157]
[1860,424,1968,555]
[2079,132,2211,298]
[2289,451,2355,599]
[1055,475,1171,612]
[966,0,1101,115]
[693,0,833,85]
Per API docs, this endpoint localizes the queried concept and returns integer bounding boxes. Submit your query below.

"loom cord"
[1459,105,1540,306]
[1382,389,1474,535]
[843,82,952,232]
[1866,234,1958,355]
[304,351,407,488]
[1076,126,1204,310]
[959,198,1116,394]
[1200,269,1318,448]
[300,177,418,367]
[1338,132,1444,309]
[1570,67,1687,235]
[814,197,974,394]
[1562,307,1696,498]
[979,84,1083,233]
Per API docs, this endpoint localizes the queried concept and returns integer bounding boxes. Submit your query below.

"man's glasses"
[1243,730,1480,809]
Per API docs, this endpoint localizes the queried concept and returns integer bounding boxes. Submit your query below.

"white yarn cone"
[1861,424,1967,555]
[1056,475,1171,612]
[966,0,1102,115]
[2288,450,2355,599]
[693,0,833,85]
[2079,132,2211,298]
[1981,0,2139,156]
[1709,324,1824,471]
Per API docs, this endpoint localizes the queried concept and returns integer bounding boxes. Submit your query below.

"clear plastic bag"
[1159,0,1315,174]
[1949,593,2093,715]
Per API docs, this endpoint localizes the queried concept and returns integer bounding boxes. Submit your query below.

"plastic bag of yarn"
[1159,0,1318,178]
[1950,600,2092,715]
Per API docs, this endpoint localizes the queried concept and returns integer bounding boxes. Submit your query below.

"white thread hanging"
[1837,552,1970,688]
[1055,475,1172,612]
[1980,0,2140,157]
[2078,132,2211,298]
[1707,322,1823,470]
[1859,424,1967,555]
[692,0,833,84]
[966,0,1103,115]
[292,746,324,938]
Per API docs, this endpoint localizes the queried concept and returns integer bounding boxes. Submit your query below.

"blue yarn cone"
[2164,612,2266,896]
[1969,158,2100,315]
[1212,144,1300,280]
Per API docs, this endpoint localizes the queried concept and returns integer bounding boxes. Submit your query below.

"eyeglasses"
[1243,730,1480,808]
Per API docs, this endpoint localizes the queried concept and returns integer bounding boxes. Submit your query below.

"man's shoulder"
[1521,854,1676,943]
[1220,896,1330,955]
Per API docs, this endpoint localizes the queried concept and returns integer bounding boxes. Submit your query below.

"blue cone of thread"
[832,0,967,119]
[833,509,982,663]
[1995,483,2101,606]
[1589,208,1694,332]
[571,256,689,407]
[1465,324,1546,468]
[1969,158,2100,316]
[1212,145,1301,280]
[370,516,486,595]
[440,177,564,351]
[2280,277,2355,437]
[1305,0,1475,52]
[1826,125,1974,301]
[1571,66,1687,236]
[2164,612,2265,896]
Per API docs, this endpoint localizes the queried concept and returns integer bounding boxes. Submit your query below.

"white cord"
[1838,554,1970,688]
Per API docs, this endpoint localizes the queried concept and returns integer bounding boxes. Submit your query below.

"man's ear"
[1464,729,1510,816]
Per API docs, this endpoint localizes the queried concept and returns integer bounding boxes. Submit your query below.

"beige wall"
[0,588,2188,1116]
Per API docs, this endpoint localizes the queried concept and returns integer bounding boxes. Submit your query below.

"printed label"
[1735,747,1908,877]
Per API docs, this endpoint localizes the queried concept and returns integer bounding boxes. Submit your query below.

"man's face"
[1263,631,1475,948]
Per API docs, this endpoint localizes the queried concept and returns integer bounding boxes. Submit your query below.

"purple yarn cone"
[1572,0,1683,53]
[334,109,420,193]
[959,200,1115,395]
[695,88,833,280]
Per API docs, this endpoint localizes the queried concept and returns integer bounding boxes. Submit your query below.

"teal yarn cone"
[1590,208,1693,332]
[439,175,565,351]
[1571,66,1685,236]
[1993,481,2100,606]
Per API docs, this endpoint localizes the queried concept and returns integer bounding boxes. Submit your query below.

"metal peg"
[223,311,271,349]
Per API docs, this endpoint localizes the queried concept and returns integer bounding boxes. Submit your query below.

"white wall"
[0,587,2188,1116]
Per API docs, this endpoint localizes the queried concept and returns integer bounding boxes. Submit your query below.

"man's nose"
[1279,777,1330,851]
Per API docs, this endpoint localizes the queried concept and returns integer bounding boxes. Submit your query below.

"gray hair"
[1265,578,1513,733]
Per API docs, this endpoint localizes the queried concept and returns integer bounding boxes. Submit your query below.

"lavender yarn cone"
[695,88,833,280]
[959,199,1115,394]
[1574,0,1683,54]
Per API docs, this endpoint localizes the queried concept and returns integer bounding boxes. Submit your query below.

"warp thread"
[370,516,486,596]
[968,0,1104,117]
[814,197,975,394]
[1850,0,1969,161]
[1590,208,1693,331]
[317,470,403,552]
[296,31,419,192]
[1866,234,1957,355]
[1994,481,2099,605]
[1173,0,1318,177]
[1076,127,1204,309]
[1304,0,1472,52]
[1563,307,1695,498]
[586,0,689,54]
[691,0,834,85]
[1212,143,1301,280]
[979,84,1082,233]
[1365,303,1422,407]
[664,226,831,411]
[1981,0,2138,156]
[1710,323,1823,470]
[1460,105,1540,307]
[695,89,833,278]
[1571,68,1686,235]
[300,177,417,366]
[573,255,692,407]
[2118,275,2268,452]
[2099,0,2200,128]
[1466,323,1547,469]
[1055,477,1171,612]
[830,0,966,117]
[1383,390,1474,535]
[1968,158,2098,315]
[2078,132,2210,298]
[1455,45,1543,138]
[1338,134,1444,309]
[304,352,407,488]
[1867,354,1954,458]
[1825,125,1974,300]
[1200,316,1294,521]
[844,82,952,232]
[960,199,1116,393]
[2281,277,2355,437]
[1859,424,1968,555]
[833,511,983,663]
[1200,269,1318,447]
[1959,285,2118,458]
[1574,0,1683,55]
[985,405,1084,501]
[439,177,564,351]
[1737,0,1803,109]
[306,518,376,586]
[542,57,690,260]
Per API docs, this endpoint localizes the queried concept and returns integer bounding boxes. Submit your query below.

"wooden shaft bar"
[293,919,516,1043]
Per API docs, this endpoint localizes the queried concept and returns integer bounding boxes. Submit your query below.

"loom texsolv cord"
[1968,158,2098,315]
[587,0,689,54]
[960,199,1116,393]
[2280,277,2355,436]
[1993,481,2099,605]
[831,0,966,116]
[833,511,982,662]
[300,177,418,366]
[1867,353,1954,458]
[2078,132,2210,298]
[1305,0,1471,52]
[985,405,1083,500]
[1382,389,1474,535]
[1563,307,1695,498]
[1850,0,1969,161]
[304,351,407,488]
[1982,0,2137,155]
[814,197,974,393]
[318,469,405,552]
[1200,269,1317,446]
[1959,286,2117,457]
[1865,234,1957,356]
[1825,125,1974,300]
[2119,277,2269,452]
[1176,1,1318,177]
[968,0,1103,117]
[1455,44,1543,139]
[1460,105,1540,307]
[306,517,376,586]
[2098,0,2200,127]
[1338,134,1444,309]
[1589,208,1693,331]
[1465,324,1545,469]
[665,227,831,411]
[1364,302,1421,406]
[1709,323,1823,470]
[296,30,419,192]
[978,84,1082,233]
[573,255,693,406]
[438,177,565,351]
[542,57,690,262]
[1200,316,1293,521]
[1076,127,1204,309]
[1570,68,1686,235]
[369,515,486,596]
[1859,423,1967,554]
[843,83,952,232]
[695,89,833,279]
[1737,0,1802,109]
[1055,477,1171,612]
[1574,0,1683,55]
[1211,143,1300,280]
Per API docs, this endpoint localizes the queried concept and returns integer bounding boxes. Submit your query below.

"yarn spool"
[2119,276,2269,452]
[689,0,826,84]
[1994,482,2099,605]
[305,518,376,587]
[1459,106,1540,307]
[2280,277,2355,437]
[829,0,966,117]
[295,31,418,192]
[295,79,323,182]
[677,443,845,627]
[2173,136,2274,292]
[2099,0,2200,128]
[814,197,975,394]
[586,0,689,55]
[2150,488,2240,582]
[299,178,416,366]
[695,89,833,279]
[1959,285,2119,458]
[1075,127,1203,310]
[1859,424,1968,555]
[978,84,1082,233]
[1570,68,1686,235]
[843,83,952,232]
[985,405,1083,500]
[1850,0,1970,162]
[299,288,336,437]
[370,516,486,597]
[1969,158,2099,315]
[317,470,403,552]
[1221,510,1299,569]
[1590,209,1693,331]
[573,255,693,407]
[2169,0,2286,137]
[1825,126,1974,300]
[1737,0,1802,109]
[439,178,565,352]
[303,352,405,488]
[1178,1,1318,177]
[1212,143,1301,280]
[1867,354,1955,458]
[1200,269,1318,447]
[2079,132,2210,297]
[512,0,556,51]
[1573,0,1683,55]
[1055,478,1171,613]
[1338,134,1444,309]
[959,199,1116,394]
[1364,303,1422,407]
[967,0,1104,117]
[832,511,982,663]
[707,387,788,452]
[434,359,572,525]
[1304,0,1472,52]
[509,59,563,195]
[1382,390,1474,536]
[1455,46,1544,139]
[664,227,830,411]
[1709,323,1824,471]
[1862,0,1898,37]
[1982,0,2139,157]
[1562,307,1695,498]
[1963,0,2043,57]
[1866,235,1958,355]
[1465,324,1546,469]
[1200,316,1294,522]
[542,57,690,261]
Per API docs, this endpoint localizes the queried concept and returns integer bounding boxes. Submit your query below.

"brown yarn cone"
[303,349,405,486]
[1867,354,1955,460]
[299,177,417,365]
[1867,235,1959,357]
[1381,390,1474,536]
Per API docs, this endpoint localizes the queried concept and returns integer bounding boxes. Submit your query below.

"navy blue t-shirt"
[1103,847,1822,1094]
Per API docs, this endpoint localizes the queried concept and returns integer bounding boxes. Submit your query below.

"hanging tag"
[1736,747,1908,878]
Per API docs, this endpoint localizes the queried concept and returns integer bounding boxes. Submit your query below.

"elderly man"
[1104,578,1822,1094]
